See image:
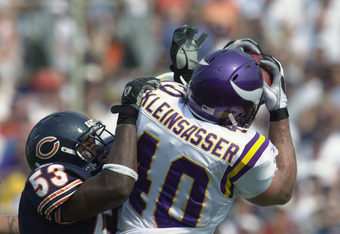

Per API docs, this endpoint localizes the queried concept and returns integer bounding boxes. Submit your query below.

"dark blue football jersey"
[18,162,116,233]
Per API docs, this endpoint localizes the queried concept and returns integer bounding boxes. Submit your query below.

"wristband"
[102,164,138,181]
[116,113,137,125]
[111,105,138,125]
[270,108,289,122]
[170,64,193,84]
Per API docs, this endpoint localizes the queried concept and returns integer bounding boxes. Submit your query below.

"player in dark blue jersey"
[18,77,160,233]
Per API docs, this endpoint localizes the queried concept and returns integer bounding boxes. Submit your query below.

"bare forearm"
[62,124,137,221]
[106,124,137,171]
[0,216,19,234]
[269,119,297,201]
[248,118,297,206]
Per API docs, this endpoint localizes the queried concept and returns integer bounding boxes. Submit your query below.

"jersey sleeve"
[235,140,278,199]
[25,163,90,224]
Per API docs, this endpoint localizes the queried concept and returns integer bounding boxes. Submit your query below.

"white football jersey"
[117,80,278,233]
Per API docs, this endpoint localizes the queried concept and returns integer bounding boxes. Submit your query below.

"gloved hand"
[223,38,263,55]
[170,24,208,85]
[261,55,289,121]
[111,77,161,125]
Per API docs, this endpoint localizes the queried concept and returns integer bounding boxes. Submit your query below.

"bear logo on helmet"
[36,136,60,159]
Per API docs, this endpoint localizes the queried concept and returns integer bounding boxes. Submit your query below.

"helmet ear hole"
[232,75,238,81]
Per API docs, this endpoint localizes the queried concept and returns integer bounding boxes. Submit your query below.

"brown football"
[248,53,273,86]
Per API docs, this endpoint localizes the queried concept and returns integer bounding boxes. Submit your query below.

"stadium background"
[0,0,340,233]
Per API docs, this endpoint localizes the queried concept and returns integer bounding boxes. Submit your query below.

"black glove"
[170,24,208,85]
[111,77,161,125]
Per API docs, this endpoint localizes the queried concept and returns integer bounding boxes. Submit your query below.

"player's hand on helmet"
[261,55,289,121]
[170,24,208,85]
[224,38,263,55]
[111,77,161,125]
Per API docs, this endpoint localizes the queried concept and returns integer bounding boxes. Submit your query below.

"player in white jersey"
[109,25,296,233]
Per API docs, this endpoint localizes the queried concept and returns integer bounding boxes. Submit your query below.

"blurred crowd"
[0,0,340,233]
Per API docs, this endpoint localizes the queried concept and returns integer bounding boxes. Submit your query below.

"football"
[248,53,273,86]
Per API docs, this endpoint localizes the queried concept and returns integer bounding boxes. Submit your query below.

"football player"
[111,26,296,233]
[18,77,160,233]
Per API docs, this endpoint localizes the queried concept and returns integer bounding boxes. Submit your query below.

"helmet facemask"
[26,111,115,173]
[75,121,115,175]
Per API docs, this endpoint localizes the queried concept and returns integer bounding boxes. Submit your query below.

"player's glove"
[261,55,289,121]
[223,38,263,55]
[170,24,208,85]
[111,77,161,125]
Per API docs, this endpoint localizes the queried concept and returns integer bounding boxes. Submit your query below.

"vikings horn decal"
[198,58,209,66]
[36,136,60,159]
[230,81,263,103]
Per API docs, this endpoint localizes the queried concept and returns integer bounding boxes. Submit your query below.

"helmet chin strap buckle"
[61,146,76,156]
[228,113,238,126]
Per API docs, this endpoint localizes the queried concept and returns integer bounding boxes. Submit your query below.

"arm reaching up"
[247,55,296,206]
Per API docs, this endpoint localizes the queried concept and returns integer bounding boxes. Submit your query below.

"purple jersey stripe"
[220,133,269,198]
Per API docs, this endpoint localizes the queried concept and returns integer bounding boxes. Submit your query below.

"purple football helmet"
[187,49,264,128]
[25,111,114,175]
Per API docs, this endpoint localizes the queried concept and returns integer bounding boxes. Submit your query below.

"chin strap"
[228,113,238,126]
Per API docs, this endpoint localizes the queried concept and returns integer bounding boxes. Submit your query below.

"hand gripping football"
[248,53,273,86]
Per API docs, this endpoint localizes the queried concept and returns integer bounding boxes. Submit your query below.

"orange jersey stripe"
[38,179,82,215]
